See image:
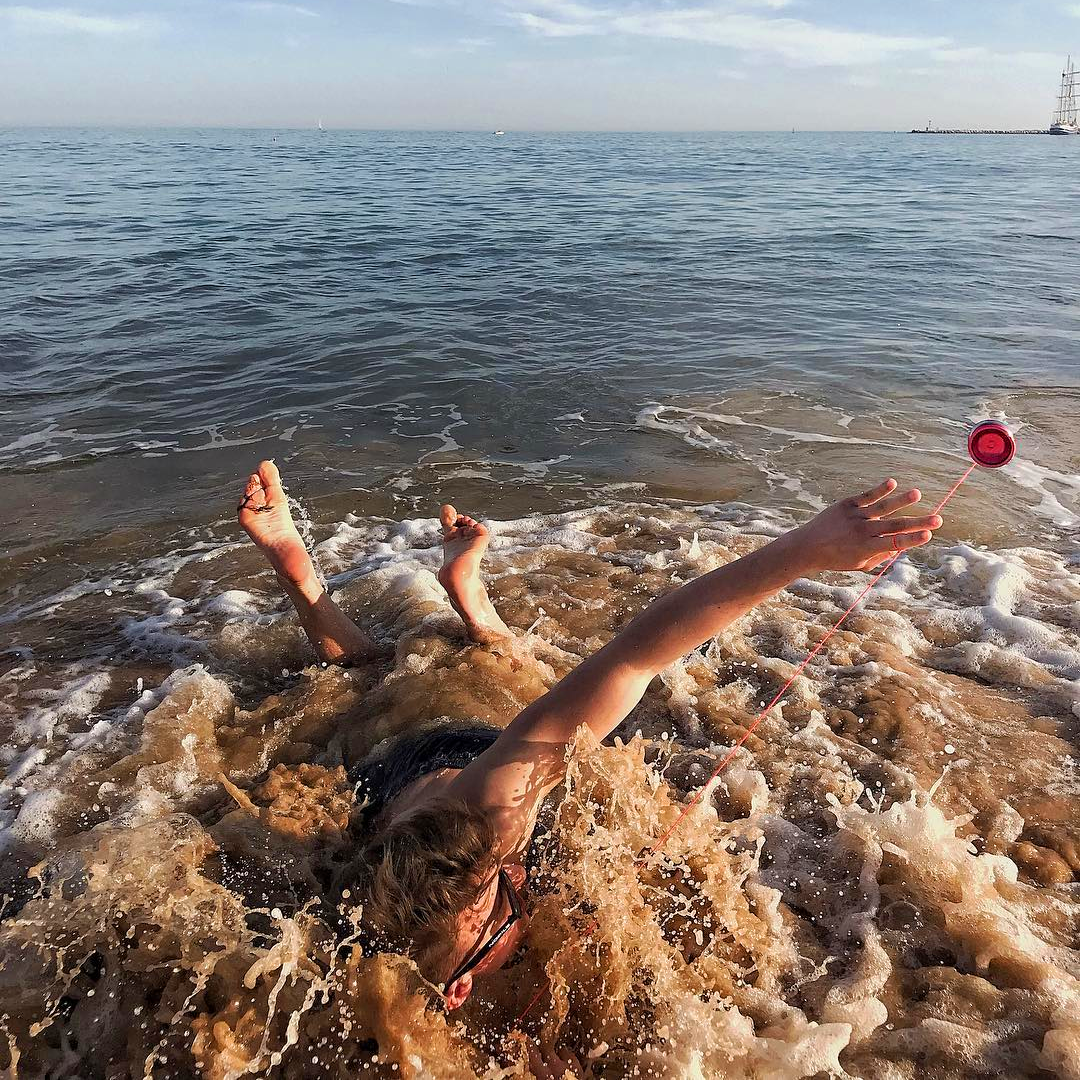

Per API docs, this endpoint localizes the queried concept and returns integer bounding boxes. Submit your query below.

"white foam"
[1004,457,1080,528]
[202,589,263,618]
[14,668,112,743]
[635,402,957,456]
[10,787,67,844]
[635,402,1078,531]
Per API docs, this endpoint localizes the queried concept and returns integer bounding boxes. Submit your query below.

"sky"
[1,1,1079,129]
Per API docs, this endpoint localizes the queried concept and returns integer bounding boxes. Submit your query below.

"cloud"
[1064,3,1080,15]
[615,10,949,65]
[509,4,950,66]
[234,2,320,15]
[526,0,607,17]
[513,11,595,36]
[379,0,1024,72]
[0,5,161,35]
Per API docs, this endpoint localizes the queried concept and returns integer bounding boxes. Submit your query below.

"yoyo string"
[515,463,977,1025]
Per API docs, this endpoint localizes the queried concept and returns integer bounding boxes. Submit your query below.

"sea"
[1,128,1078,1079]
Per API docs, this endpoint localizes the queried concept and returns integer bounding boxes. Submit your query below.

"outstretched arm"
[448,479,943,856]
[237,460,379,664]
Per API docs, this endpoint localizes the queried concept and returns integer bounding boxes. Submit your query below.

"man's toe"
[239,473,267,512]
[258,459,285,500]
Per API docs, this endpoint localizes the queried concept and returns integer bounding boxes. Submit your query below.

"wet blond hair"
[352,799,498,982]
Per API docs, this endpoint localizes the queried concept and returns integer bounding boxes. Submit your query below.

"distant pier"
[910,128,1051,135]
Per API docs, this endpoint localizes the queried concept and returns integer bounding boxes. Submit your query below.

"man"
[237,460,942,1010]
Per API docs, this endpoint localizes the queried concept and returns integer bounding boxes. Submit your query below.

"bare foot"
[237,460,316,588]
[437,504,511,645]
[237,461,378,664]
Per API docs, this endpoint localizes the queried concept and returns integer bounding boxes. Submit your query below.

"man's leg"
[237,460,378,664]
[437,505,512,646]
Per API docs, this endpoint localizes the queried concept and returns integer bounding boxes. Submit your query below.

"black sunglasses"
[442,867,523,991]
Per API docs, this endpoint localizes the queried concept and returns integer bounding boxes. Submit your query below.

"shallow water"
[1,130,1079,1078]
[4,129,1080,556]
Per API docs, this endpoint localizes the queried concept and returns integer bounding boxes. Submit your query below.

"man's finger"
[865,487,922,519]
[871,512,941,537]
[891,529,934,553]
[852,478,897,508]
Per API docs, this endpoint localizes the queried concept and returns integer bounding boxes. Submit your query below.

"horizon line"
[0,124,942,134]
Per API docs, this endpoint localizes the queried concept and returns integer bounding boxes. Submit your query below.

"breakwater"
[910,128,1052,135]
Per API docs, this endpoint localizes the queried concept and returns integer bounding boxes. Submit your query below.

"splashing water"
[1,501,1078,1078]
[287,491,328,593]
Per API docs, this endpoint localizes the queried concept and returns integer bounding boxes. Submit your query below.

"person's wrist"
[769,527,825,579]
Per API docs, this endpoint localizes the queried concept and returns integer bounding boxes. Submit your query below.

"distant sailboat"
[1049,57,1079,134]
[317,118,325,132]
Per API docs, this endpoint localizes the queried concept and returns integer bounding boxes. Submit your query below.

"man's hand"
[790,478,943,573]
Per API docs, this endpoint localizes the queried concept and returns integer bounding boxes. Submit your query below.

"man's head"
[356,799,528,1009]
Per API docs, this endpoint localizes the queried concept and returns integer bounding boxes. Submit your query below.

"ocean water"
[1,129,1079,1079]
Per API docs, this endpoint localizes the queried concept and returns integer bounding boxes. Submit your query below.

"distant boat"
[317,118,325,132]
[493,130,505,136]
[1049,57,1079,134]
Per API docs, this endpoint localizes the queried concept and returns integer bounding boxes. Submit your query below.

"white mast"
[1050,57,1079,134]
